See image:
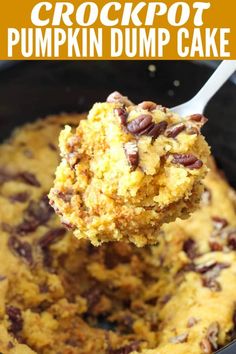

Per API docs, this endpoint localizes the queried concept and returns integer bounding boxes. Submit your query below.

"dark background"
[0,60,235,187]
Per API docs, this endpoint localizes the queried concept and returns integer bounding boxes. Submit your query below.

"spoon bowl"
[171,60,236,116]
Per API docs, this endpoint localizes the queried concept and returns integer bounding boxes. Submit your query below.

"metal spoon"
[171,60,236,116]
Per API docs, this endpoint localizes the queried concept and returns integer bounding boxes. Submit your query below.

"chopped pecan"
[66,152,81,168]
[1,222,13,233]
[104,246,131,269]
[228,231,236,250]
[186,126,200,135]
[8,236,33,265]
[165,123,185,138]
[23,149,34,158]
[107,91,133,107]
[207,322,219,350]
[16,219,39,235]
[57,190,73,203]
[171,154,203,169]
[39,283,49,293]
[183,238,197,259]
[66,135,80,154]
[118,314,134,332]
[124,142,139,171]
[159,294,172,305]
[15,196,53,236]
[0,168,13,184]
[27,196,53,224]
[115,107,128,126]
[108,341,140,354]
[42,248,53,268]
[199,262,229,291]
[196,261,229,275]
[18,172,41,187]
[200,338,212,353]
[48,143,57,151]
[83,287,102,312]
[138,101,157,111]
[212,217,228,230]
[188,114,208,126]
[201,187,212,206]
[209,240,223,252]
[6,306,23,334]
[9,192,29,203]
[7,341,14,349]
[233,308,236,328]
[202,277,221,292]
[38,228,66,248]
[187,317,198,328]
[169,333,188,344]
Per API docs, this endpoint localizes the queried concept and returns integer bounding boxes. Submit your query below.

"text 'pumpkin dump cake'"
[49,92,210,246]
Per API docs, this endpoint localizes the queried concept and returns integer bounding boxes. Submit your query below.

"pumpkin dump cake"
[49,92,210,246]
[0,112,236,354]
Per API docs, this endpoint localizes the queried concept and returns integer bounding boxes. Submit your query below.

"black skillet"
[0,61,235,353]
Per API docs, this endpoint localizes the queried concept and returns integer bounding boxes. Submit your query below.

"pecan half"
[124,142,139,171]
[127,114,153,135]
[107,91,133,107]
[146,121,168,139]
[171,154,203,169]
[165,123,185,138]
[127,115,167,139]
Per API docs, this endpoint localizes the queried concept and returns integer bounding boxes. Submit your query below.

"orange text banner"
[0,0,235,59]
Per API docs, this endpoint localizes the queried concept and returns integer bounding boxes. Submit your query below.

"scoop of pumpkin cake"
[49,92,210,246]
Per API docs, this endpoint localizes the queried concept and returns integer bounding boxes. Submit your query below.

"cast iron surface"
[0,61,235,353]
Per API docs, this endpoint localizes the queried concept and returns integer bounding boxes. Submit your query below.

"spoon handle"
[193,60,236,112]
